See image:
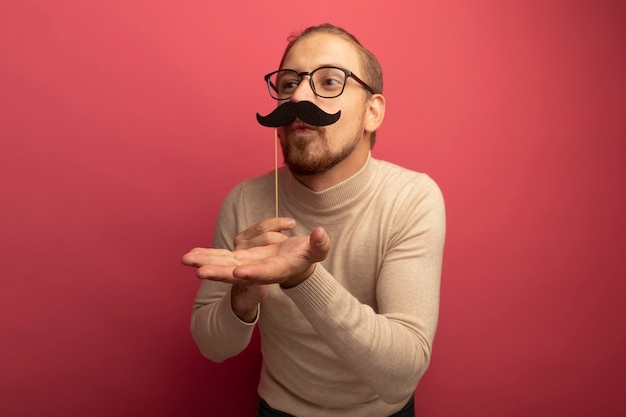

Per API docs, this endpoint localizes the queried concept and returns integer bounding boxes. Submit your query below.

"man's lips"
[286,120,317,133]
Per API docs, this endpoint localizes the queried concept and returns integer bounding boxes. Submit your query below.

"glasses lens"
[311,67,347,98]
[268,70,299,100]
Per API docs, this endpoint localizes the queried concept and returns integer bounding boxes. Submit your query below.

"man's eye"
[320,77,342,86]
[279,80,299,91]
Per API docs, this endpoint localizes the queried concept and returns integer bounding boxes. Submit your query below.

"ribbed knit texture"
[191,155,446,416]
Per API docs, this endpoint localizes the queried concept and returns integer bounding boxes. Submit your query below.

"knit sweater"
[191,154,446,416]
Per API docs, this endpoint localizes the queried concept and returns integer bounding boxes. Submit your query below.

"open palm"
[196,226,330,286]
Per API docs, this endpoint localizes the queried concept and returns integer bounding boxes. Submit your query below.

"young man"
[182,24,446,417]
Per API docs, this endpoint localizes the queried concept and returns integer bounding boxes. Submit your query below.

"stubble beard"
[281,128,361,177]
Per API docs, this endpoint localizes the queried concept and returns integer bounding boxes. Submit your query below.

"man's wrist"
[281,264,316,289]
[230,288,260,323]
[232,304,259,323]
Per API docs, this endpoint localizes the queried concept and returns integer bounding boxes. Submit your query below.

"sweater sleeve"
[282,175,446,404]
[190,183,258,362]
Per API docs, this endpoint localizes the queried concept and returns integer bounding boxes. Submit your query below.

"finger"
[236,232,289,250]
[196,264,255,286]
[181,247,210,267]
[181,248,238,268]
[232,258,285,283]
[234,217,296,249]
[239,217,295,240]
[308,227,331,263]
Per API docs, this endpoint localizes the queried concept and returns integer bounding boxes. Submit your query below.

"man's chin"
[284,152,340,177]
[285,162,327,177]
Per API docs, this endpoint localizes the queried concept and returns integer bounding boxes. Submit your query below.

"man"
[182,23,446,417]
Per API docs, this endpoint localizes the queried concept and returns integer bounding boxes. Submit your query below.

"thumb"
[309,227,330,262]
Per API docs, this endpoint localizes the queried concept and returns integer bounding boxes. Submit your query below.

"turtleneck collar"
[280,153,378,219]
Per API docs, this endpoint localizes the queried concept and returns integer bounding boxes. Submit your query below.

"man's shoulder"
[219,170,279,221]
[230,169,277,192]
[372,158,438,190]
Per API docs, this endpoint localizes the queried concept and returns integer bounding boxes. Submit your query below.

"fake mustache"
[256,101,341,127]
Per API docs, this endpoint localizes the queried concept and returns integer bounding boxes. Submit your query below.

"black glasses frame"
[264,66,376,100]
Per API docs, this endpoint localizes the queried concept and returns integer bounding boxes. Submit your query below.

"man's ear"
[364,94,385,134]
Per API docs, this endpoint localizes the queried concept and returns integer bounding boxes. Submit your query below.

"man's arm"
[184,183,299,361]
[185,184,260,362]
[282,178,445,403]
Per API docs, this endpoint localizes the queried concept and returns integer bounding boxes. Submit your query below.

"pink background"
[1,1,624,416]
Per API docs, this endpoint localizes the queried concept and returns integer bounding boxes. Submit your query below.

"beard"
[280,127,361,177]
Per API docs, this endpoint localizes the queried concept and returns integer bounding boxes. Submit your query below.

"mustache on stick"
[256,101,341,127]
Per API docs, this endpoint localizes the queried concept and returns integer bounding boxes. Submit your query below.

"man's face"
[277,33,371,177]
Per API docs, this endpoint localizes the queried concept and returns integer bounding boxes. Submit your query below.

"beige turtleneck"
[191,155,446,416]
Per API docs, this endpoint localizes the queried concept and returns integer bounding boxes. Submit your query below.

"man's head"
[271,24,385,179]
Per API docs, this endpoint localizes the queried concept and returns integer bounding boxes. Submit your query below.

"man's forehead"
[281,33,360,70]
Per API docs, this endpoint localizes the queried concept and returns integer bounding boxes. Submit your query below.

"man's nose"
[290,77,316,102]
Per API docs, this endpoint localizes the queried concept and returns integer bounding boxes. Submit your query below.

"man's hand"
[230,217,296,319]
[182,219,329,321]
[234,217,296,250]
[183,226,330,287]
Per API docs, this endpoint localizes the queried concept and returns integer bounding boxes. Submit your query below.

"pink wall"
[1,1,624,416]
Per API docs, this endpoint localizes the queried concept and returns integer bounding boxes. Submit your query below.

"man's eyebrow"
[280,64,346,71]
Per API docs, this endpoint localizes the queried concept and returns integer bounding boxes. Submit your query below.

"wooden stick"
[274,128,279,218]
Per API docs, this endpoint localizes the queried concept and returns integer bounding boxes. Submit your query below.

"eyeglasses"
[264,66,376,100]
